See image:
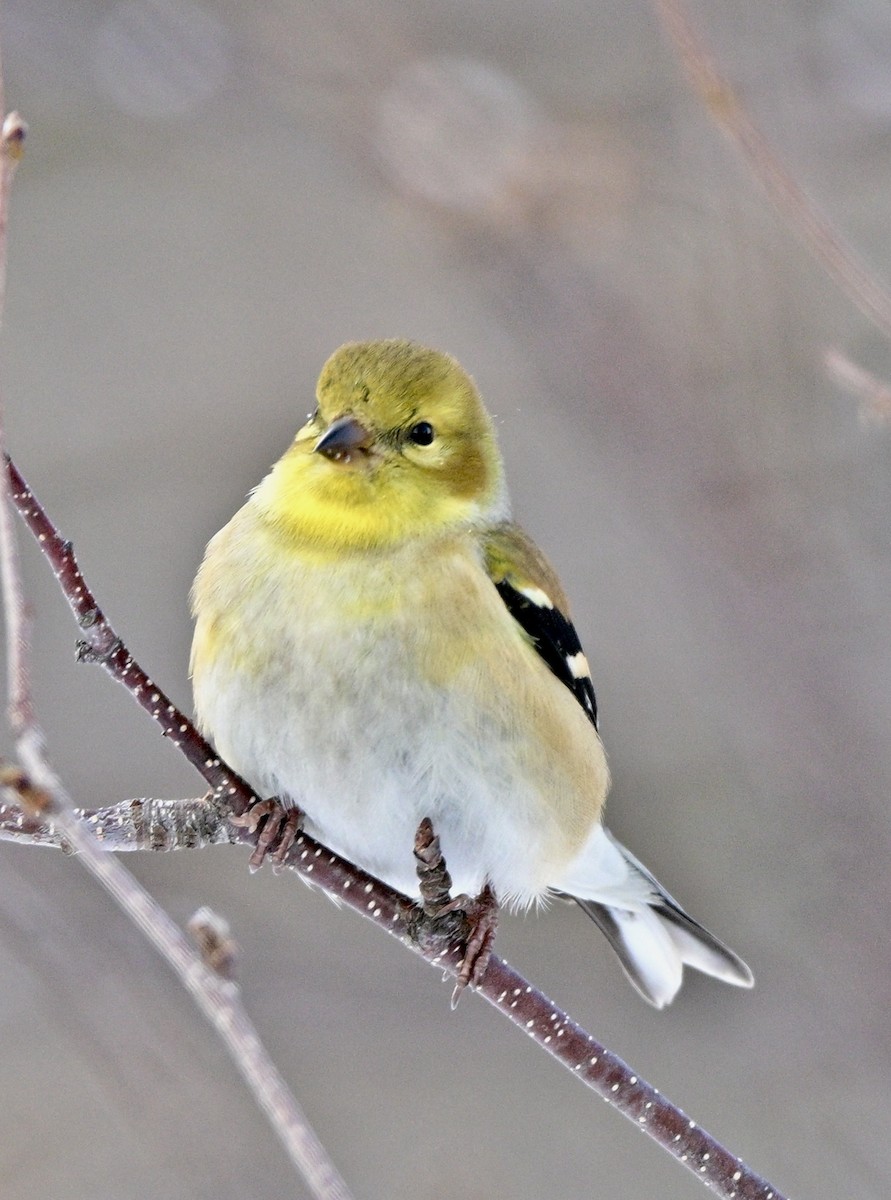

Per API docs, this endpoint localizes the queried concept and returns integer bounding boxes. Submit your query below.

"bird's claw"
[448,884,498,1007]
[412,817,499,1006]
[230,798,303,873]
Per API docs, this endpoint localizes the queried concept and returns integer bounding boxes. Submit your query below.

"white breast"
[193,518,604,906]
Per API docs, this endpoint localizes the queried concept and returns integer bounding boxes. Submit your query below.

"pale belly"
[196,638,565,901]
[192,532,606,906]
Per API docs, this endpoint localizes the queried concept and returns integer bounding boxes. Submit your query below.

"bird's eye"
[408,421,435,446]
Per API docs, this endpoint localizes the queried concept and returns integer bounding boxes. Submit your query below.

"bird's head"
[253,340,507,550]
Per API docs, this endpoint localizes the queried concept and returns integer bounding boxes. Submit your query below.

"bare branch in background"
[824,348,891,425]
[654,0,891,348]
[0,793,233,851]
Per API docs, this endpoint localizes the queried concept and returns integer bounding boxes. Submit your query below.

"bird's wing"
[482,522,599,730]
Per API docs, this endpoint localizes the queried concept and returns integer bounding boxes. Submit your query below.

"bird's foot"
[230,797,304,873]
[412,817,499,1007]
[446,884,498,1008]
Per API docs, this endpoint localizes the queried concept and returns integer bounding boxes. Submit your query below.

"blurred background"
[1,1,890,1197]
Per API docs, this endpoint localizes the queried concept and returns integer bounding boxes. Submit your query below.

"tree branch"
[4,456,788,1200]
[0,792,232,851]
[653,0,891,346]
[824,347,891,424]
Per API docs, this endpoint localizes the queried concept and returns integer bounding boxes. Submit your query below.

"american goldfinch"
[190,339,753,1007]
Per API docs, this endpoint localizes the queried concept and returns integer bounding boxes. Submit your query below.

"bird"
[190,338,753,1007]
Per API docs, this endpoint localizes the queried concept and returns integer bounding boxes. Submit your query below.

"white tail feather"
[562,826,754,1007]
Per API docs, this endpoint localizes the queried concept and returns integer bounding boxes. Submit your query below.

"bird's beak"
[313,415,373,463]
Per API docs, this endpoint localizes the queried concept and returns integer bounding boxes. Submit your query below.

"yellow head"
[252,340,507,551]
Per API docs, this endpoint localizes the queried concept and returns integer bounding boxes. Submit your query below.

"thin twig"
[0,793,234,851]
[824,347,891,425]
[0,115,39,768]
[653,0,891,346]
[183,907,353,1195]
[4,463,788,1199]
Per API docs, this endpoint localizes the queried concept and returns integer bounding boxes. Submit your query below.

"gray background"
[1,2,890,1197]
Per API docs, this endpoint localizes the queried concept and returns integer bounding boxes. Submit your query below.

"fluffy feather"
[191,339,753,1004]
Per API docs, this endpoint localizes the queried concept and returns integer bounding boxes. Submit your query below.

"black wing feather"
[494,579,599,730]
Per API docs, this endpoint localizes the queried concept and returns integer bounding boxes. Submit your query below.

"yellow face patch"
[252,340,506,551]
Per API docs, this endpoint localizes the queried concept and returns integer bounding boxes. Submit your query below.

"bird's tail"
[572,831,754,1009]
